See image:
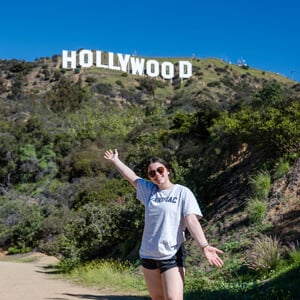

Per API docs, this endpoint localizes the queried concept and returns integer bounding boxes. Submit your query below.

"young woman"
[104,149,224,300]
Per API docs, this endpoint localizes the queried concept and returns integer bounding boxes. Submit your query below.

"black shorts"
[141,244,186,273]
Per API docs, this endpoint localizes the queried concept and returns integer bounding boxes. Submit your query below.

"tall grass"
[246,235,282,275]
[273,159,290,179]
[245,170,270,224]
[246,197,267,224]
[62,249,300,300]
[65,259,147,295]
[250,171,271,200]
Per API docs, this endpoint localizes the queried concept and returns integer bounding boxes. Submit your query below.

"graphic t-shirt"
[136,178,202,260]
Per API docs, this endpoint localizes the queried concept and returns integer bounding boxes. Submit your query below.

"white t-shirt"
[136,178,203,260]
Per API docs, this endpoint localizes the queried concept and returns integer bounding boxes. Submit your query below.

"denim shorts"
[141,244,186,273]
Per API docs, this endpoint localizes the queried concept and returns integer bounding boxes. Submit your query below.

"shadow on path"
[54,294,149,300]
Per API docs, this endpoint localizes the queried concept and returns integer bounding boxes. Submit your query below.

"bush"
[0,199,44,249]
[207,80,221,88]
[66,259,146,293]
[209,84,300,158]
[115,80,124,88]
[45,77,90,112]
[92,82,113,95]
[273,159,290,179]
[250,171,271,200]
[85,76,97,84]
[289,250,300,268]
[246,235,282,274]
[246,197,267,224]
[137,77,158,95]
[7,246,31,255]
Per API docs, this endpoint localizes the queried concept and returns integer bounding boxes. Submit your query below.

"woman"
[104,149,223,300]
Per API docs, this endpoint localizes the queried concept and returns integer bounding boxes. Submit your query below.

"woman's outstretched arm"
[185,214,224,267]
[104,149,140,188]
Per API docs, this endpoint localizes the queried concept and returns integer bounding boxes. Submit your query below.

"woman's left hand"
[203,245,224,267]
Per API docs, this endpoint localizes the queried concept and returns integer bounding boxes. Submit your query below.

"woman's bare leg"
[161,267,185,300]
[142,267,164,300]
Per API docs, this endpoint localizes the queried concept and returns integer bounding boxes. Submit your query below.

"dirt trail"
[0,253,147,300]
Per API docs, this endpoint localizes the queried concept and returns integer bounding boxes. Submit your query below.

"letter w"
[130,57,145,76]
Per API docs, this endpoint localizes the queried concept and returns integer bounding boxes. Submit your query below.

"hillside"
[1,55,297,107]
[0,53,300,298]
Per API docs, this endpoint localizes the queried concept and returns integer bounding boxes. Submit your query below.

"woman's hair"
[145,157,171,176]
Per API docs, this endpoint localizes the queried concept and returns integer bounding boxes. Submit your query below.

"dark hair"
[145,157,171,176]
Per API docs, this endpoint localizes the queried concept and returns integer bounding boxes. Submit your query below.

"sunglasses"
[148,166,165,178]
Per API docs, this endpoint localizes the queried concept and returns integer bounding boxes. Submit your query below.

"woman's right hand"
[103,149,139,188]
[104,149,118,161]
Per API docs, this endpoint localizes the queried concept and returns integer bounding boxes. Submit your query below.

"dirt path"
[0,253,148,300]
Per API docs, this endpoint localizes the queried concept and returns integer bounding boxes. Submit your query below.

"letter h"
[62,50,77,69]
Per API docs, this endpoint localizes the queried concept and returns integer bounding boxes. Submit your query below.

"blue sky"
[1,0,299,82]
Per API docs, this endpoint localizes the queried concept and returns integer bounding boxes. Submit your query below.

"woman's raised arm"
[104,149,140,188]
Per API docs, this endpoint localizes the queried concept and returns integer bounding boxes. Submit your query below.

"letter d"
[179,61,192,79]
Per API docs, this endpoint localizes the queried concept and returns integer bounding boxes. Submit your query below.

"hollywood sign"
[62,50,192,80]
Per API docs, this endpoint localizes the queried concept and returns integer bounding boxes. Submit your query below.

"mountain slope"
[0,53,299,259]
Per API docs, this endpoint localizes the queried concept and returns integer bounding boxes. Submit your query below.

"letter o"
[146,60,160,77]
[79,50,93,67]
[161,62,174,79]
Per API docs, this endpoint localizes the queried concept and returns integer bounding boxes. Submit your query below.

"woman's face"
[147,162,170,186]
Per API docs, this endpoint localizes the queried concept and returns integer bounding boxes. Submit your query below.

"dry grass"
[246,234,282,274]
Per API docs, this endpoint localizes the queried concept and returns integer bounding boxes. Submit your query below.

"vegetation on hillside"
[0,55,300,298]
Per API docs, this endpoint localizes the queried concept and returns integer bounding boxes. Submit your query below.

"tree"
[0,199,43,250]
[0,132,17,185]
[45,77,90,112]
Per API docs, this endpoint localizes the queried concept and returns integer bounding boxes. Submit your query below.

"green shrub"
[273,159,290,179]
[207,80,221,88]
[0,200,44,249]
[287,243,300,265]
[115,79,124,87]
[85,76,97,84]
[66,259,146,293]
[246,197,267,224]
[93,82,113,95]
[45,77,89,112]
[7,246,31,255]
[137,77,158,95]
[209,85,300,158]
[250,171,271,200]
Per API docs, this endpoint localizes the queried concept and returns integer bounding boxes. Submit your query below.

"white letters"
[179,61,192,79]
[108,52,120,71]
[79,50,93,68]
[62,50,76,69]
[161,62,174,79]
[130,57,145,76]
[62,49,192,80]
[146,60,160,77]
[117,53,130,72]
[95,51,108,69]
